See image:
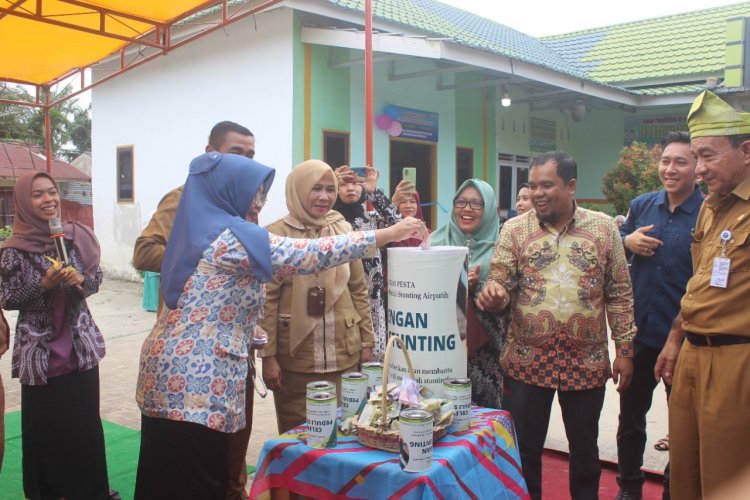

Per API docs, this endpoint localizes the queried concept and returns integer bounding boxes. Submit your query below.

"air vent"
[497,153,531,164]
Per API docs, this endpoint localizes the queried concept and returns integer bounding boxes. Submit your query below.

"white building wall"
[92,8,295,277]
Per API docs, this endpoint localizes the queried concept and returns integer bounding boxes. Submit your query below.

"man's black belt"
[685,332,750,347]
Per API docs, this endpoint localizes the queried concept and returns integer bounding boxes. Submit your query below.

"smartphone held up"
[402,167,417,192]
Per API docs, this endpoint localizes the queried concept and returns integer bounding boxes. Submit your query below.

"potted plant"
[0,225,12,247]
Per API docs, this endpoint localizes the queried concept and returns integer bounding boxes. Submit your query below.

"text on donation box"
[386,247,468,393]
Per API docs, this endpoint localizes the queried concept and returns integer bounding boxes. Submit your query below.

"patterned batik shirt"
[346,189,401,360]
[136,228,376,433]
[488,207,635,391]
[0,246,105,386]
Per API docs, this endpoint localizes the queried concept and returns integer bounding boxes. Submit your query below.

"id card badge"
[710,257,730,288]
[710,229,732,288]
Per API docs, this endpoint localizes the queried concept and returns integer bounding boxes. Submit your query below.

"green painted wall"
[348,59,461,227]
[291,12,304,165]
[569,108,627,199]
[496,96,691,201]
[309,45,351,160]
[455,73,496,189]
[496,101,532,154]
[571,104,690,200]
[292,24,352,165]
[293,28,693,219]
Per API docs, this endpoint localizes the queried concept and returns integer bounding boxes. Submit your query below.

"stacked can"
[341,372,369,418]
[306,380,335,395]
[361,362,384,393]
[442,377,472,432]
[399,409,433,472]
[306,391,338,449]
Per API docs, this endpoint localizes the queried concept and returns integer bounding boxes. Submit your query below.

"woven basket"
[353,336,452,452]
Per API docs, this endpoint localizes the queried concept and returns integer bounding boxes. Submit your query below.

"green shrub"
[602,141,662,215]
[578,202,616,217]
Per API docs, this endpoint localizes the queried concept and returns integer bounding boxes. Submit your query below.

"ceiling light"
[501,89,512,107]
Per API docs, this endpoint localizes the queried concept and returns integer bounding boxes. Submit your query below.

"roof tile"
[542,2,750,84]
[317,0,748,96]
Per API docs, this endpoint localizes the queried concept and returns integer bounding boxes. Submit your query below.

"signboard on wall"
[379,105,439,142]
[529,117,556,153]
[624,115,687,146]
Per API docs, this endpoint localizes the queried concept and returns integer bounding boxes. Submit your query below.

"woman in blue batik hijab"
[134,152,425,499]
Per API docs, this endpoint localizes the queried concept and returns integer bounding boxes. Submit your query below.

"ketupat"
[44,255,75,272]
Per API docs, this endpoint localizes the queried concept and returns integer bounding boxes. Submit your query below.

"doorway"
[389,139,436,228]
[390,138,437,229]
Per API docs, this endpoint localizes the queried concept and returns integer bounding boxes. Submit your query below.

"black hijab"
[332,189,366,224]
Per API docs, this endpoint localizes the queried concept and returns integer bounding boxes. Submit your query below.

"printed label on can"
[361,362,384,393]
[306,391,337,449]
[306,380,335,396]
[442,378,472,432]
[399,409,433,472]
[341,372,369,418]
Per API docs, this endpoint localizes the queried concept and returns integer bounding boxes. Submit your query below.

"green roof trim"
[628,83,710,96]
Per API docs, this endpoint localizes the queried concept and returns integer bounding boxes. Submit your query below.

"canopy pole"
[44,87,52,173]
[364,0,373,167]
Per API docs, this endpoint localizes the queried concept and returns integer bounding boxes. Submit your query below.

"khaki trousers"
[272,363,358,434]
[669,341,750,500]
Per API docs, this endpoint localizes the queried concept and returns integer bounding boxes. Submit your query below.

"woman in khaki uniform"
[260,160,375,432]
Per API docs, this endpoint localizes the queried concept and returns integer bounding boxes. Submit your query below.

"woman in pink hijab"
[390,189,431,247]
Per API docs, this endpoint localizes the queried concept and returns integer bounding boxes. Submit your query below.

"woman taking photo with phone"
[332,166,413,360]
[390,187,430,248]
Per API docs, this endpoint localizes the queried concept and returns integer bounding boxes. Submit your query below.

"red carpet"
[542,449,665,499]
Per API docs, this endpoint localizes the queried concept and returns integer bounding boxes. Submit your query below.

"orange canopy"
[0,0,220,86]
[0,0,281,169]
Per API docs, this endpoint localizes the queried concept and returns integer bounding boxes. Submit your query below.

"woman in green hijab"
[430,179,507,409]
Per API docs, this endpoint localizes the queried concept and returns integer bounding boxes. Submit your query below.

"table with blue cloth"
[249,407,528,499]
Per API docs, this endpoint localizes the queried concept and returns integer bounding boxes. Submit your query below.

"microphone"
[47,218,85,296]
[48,217,70,266]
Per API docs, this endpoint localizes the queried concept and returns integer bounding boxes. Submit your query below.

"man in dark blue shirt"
[615,131,703,500]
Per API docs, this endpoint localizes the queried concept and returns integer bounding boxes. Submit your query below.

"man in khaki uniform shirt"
[655,91,750,499]
[133,121,257,500]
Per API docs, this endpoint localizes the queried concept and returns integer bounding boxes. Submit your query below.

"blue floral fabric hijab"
[161,152,275,309]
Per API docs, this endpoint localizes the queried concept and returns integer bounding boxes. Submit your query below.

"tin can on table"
[306,380,335,396]
[341,372,369,418]
[399,408,433,472]
[361,362,384,393]
[442,377,472,432]
[306,391,337,449]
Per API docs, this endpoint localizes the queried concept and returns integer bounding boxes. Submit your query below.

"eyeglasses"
[453,199,484,210]
[252,183,268,208]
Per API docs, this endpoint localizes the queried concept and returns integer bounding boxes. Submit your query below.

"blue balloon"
[384,105,399,120]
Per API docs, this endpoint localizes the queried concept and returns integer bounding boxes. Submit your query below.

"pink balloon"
[375,114,392,130]
[387,120,403,136]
